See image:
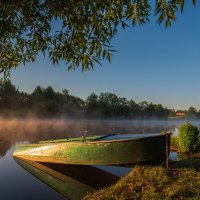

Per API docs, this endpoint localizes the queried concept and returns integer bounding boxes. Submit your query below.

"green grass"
[83,163,200,200]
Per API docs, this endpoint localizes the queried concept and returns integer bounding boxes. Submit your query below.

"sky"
[8,2,200,110]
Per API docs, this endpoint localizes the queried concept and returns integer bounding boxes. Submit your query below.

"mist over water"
[0,118,199,148]
[0,117,199,158]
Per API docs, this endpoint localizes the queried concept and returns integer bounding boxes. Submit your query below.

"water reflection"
[169,152,178,161]
[0,140,11,158]
[170,152,192,162]
[15,158,120,200]
[0,145,63,200]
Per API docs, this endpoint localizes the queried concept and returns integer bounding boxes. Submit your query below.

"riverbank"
[84,155,200,200]
[84,136,200,200]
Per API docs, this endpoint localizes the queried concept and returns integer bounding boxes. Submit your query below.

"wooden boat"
[13,133,170,166]
[15,157,119,200]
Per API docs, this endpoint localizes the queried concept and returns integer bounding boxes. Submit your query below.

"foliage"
[83,165,200,200]
[98,93,129,117]
[170,137,178,149]
[178,122,199,153]
[86,93,99,116]
[1,80,200,119]
[30,85,85,116]
[0,0,197,73]
[0,79,27,109]
[168,109,176,117]
[186,107,198,118]
[86,92,170,119]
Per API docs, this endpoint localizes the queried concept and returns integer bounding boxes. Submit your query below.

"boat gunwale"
[16,134,164,147]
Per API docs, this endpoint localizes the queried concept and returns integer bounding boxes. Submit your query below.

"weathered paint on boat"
[13,133,170,165]
[14,158,119,200]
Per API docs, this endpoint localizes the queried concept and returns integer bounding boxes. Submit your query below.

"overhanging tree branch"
[0,0,196,72]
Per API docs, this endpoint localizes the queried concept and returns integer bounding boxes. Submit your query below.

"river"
[0,118,199,200]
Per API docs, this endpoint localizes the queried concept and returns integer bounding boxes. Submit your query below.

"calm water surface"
[0,118,199,200]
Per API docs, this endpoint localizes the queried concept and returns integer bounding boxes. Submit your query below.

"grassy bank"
[84,160,200,200]
[84,137,200,200]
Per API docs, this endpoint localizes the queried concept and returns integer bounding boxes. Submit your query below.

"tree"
[86,92,99,116]
[169,109,176,117]
[129,99,141,118]
[31,86,44,102]
[0,79,19,109]
[97,92,130,118]
[0,0,196,75]
[187,107,197,118]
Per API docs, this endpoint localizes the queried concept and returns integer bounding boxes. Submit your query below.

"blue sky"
[9,2,200,110]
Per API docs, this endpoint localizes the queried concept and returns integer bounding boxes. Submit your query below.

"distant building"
[176,110,185,117]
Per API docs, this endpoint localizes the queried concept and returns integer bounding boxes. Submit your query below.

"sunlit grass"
[83,164,200,200]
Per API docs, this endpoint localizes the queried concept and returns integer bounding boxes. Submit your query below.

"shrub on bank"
[178,122,199,153]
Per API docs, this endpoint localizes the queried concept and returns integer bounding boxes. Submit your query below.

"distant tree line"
[184,107,200,119]
[0,80,199,119]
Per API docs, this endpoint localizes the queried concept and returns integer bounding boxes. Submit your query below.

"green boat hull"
[13,134,170,165]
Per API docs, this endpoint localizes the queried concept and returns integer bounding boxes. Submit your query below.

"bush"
[178,122,199,153]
